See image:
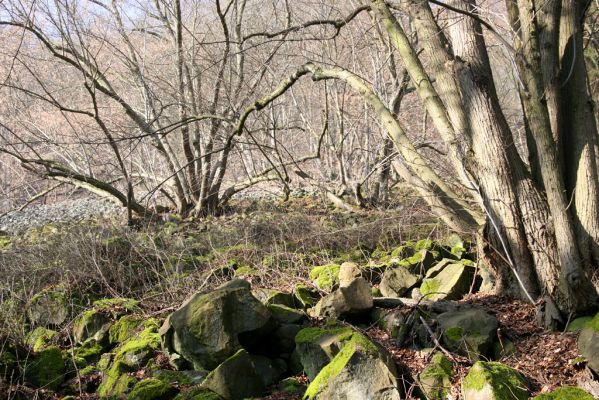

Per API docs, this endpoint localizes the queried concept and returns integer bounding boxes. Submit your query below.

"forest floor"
[0,195,597,399]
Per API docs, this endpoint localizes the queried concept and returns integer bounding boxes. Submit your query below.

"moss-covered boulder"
[418,353,454,400]
[390,243,415,259]
[98,320,161,397]
[27,287,69,327]
[295,326,355,380]
[577,312,599,374]
[420,262,474,301]
[462,361,528,400]
[160,279,273,371]
[152,369,207,387]
[24,346,66,391]
[26,327,58,352]
[72,309,112,345]
[110,315,143,344]
[379,267,422,298]
[438,308,498,361]
[532,386,594,400]
[73,339,104,363]
[309,277,373,319]
[400,249,438,274]
[309,264,341,292]
[294,284,320,309]
[127,378,179,400]
[201,349,266,400]
[303,331,400,400]
[252,288,295,307]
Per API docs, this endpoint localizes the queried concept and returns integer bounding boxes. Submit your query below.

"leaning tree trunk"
[370,0,599,324]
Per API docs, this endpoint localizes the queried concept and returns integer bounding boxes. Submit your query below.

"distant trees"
[1,0,598,324]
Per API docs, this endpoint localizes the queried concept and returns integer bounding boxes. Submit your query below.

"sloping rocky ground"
[2,231,599,400]
[0,199,122,235]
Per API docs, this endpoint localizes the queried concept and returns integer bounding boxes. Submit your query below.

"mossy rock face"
[26,327,58,352]
[174,386,224,400]
[390,244,415,259]
[294,284,320,309]
[309,264,341,292]
[98,320,161,397]
[532,386,594,400]
[201,349,266,400]
[252,288,295,307]
[153,369,208,386]
[418,353,454,400]
[73,339,104,363]
[462,361,528,400]
[303,332,399,400]
[577,312,599,374]
[379,267,422,298]
[27,287,69,327]
[400,250,438,275]
[295,326,355,380]
[24,346,66,391]
[110,315,143,344]
[160,279,273,371]
[567,316,593,332]
[420,262,474,301]
[72,309,112,345]
[268,304,305,324]
[126,378,178,400]
[438,308,498,361]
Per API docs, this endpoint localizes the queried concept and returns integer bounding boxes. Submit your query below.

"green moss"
[93,298,140,314]
[533,386,594,400]
[24,346,66,391]
[294,284,318,308]
[303,339,356,399]
[419,353,454,400]
[586,312,599,332]
[444,326,465,342]
[174,386,224,400]
[74,339,104,362]
[26,327,58,352]
[279,377,305,394]
[462,361,528,400]
[302,331,378,399]
[110,315,142,344]
[127,378,178,400]
[566,316,593,332]
[415,239,434,251]
[234,265,258,277]
[309,264,341,291]
[421,278,441,299]
[0,235,12,251]
[98,360,137,398]
[295,326,353,345]
[390,245,414,259]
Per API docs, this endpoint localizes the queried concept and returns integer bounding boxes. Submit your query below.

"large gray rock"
[578,314,599,374]
[437,308,498,361]
[201,349,265,400]
[160,279,273,370]
[420,262,474,301]
[339,262,362,287]
[303,330,400,400]
[27,288,69,327]
[379,267,421,298]
[309,277,373,319]
[462,361,528,400]
[295,326,355,380]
